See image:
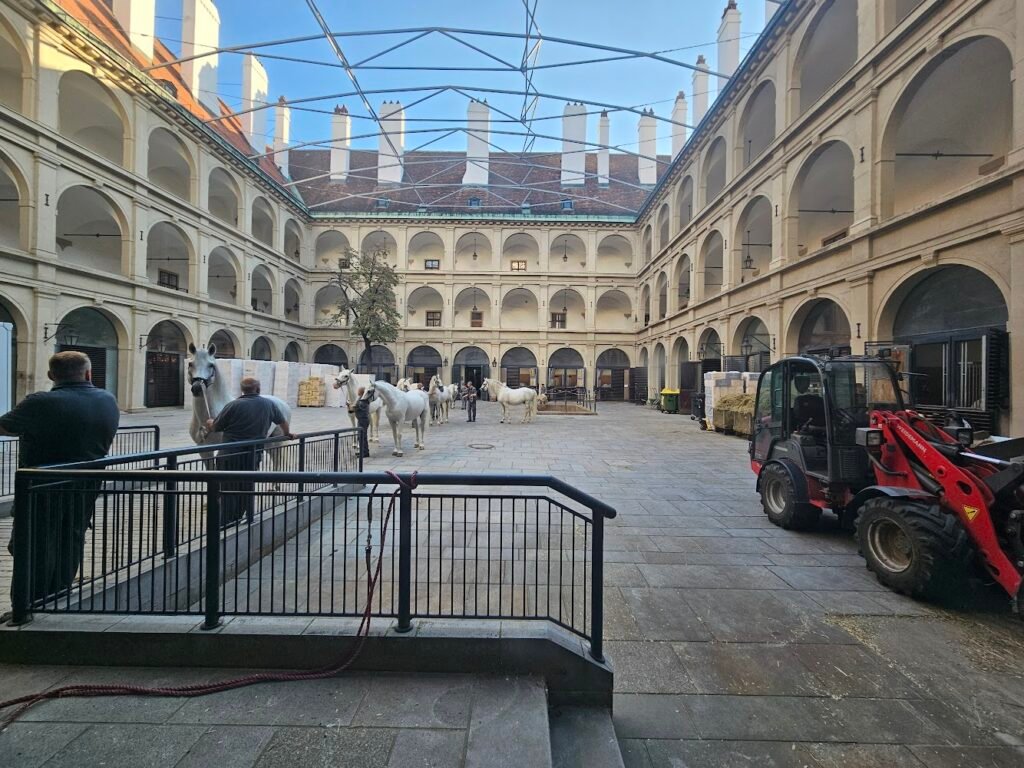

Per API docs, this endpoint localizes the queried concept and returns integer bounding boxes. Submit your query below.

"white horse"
[187,343,292,450]
[332,367,383,443]
[362,380,429,457]
[482,378,538,424]
[396,378,423,392]
[428,375,453,425]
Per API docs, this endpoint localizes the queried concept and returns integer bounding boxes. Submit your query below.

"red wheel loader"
[749,354,1024,610]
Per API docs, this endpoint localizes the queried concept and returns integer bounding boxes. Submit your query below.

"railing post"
[589,509,605,663]
[332,431,340,473]
[358,429,364,473]
[202,479,222,630]
[395,478,413,633]
[162,455,178,558]
[297,435,306,495]
[9,473,33,625]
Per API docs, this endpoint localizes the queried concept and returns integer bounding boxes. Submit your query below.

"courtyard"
[1,401,1023,766]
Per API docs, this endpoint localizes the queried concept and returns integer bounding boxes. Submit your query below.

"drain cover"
[469,443,495,450]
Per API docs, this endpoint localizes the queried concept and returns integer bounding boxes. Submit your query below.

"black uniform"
[1,382,120,605]
[211,394,287,525]
[354,397,371,458]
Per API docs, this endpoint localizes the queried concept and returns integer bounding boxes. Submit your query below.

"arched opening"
[673,336,694,410]
[314,284,345,326]
[596,235,632,273]
[250,266,274,314]
[734,316,772,371]
[736,196,773,281]
[144,320,188,407]
[637,347,650,401]
[656,272,668,320]
[501,347,537,389]
[883,266,1008,422]
[405,345,442,385]
[146,222,192,293]
[55,186,124,275]
[208,168,239,225]
[207,247,239,305]
[316,230,351,269]
[358,344,396,382]
[549,233,586,273]
[407,285,444,328]
[209,329,237,358]
[884,0,924,34]
[700,232,724,299]
[653,343,666,392]
[0,24,25,112]
[547,347,585,391]
[0,159,24,249]
[500,288,538,329]
[283,219,303,261]
[596,348,630,401]
[58,71,126,165]
[502,232,538,272]
[791,298,851,354]
[795,0,858,114]
[595,290,632,332]
[455,232,490,271]
[698,328,723,372]
[407,231,444,271]
[454,286,490,329]
[56,307,121,397]
[548,288,585,331]
[251,197,275,247]
[284,278,302,322]
[147,128,192,201]
[314,344,347,367]
[657,204,670,251]
[361,230,399,269]
[283,341,302,362]
[641,225,653,265]
[453,346,489,390]
[739,81,776,168]
[0,296,23,408]
[251,336,273,361]
[792,141,854,257]
[677,176,694,229]
[640,285,651,326]
[675,255,692,309]
[882,37,1012,218]
[702,137,727,204]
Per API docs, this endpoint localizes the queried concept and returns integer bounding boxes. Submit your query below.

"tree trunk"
[361,334,372,369]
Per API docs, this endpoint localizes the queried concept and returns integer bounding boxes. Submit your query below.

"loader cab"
[751,356,904,485]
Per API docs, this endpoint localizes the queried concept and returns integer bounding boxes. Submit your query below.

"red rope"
[0,471,418,731]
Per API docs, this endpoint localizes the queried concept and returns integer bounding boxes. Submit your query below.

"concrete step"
[549,705,625,768]
[466,675,552,768]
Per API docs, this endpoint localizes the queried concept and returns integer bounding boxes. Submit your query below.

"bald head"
[48,351,92,384]
[240,377,261,395]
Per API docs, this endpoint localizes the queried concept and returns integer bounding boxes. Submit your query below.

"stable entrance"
[596,348,630,401]
[145,321,186,407]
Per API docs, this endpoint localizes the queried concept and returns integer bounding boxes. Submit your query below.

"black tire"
[856,497,974,599]
[759,463,821,530]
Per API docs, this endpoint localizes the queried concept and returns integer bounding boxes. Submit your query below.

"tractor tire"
[856,497,974,599]
[759,463,820,531]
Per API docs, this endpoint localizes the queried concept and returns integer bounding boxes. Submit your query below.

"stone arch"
[250,265,275,314]
[657,204,671,251]
[251,196,275,247]
[597,234,633,273]
[358,345,396,382]
[550,233,586,273]
[735,195,773,281]
[455,231,491,271]
[0,291,28,404]
[284,278,303,322]
[207,246,240,305]
[671,336,689,367]
[676,176,694,229]
[674,254,692,308]
[502,232,539,272]
[208,167,240,225]
[0,16,27,112]
[314,343,347,367]
[209,328,239,359]
[58,70,127,166]
[793,0,858,115]
[697,327,724,363]
[251,335,274,361]
[738,80,776,168]
[316,230,351,268]
[407,285,444,327]
[57,305,126,399]
[733,315,771,357]
[656,271,668,320]
[638,346,650,397]
[786,297,851,354]
[147,127,194,201]
[547,347,586,389]
[880,36,1012,218]
[500,287,539,328]
[548,287,586,331]
[314,284,345,325]
[55,185,127,275]
[143,319,191,407]
[283,218,303,261]
[146,221,194,293]
[0,150,28,250]
[702,136,727,205]
[500,346,538,388]
[361,229,399,268]
[595,289,632,332]
[454,286,491,329]
[790,140,854,258]
[641,225,653,265]
[452,345,490,388]
[640,284,651,325]
[406,344,443,384]
[653,343,667,391]
[698,231,724,299]
[408,231,445,270]
[283,341,302,362]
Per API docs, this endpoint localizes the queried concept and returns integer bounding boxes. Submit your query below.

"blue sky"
[155,1,770,156]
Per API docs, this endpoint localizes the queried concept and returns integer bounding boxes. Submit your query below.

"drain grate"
[469,443,495,450]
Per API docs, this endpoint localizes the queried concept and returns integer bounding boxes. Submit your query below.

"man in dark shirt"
[464,381,477,422]
[0,351,120,614]
[205,377,293,525]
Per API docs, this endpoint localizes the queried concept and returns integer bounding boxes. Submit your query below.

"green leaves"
[328,245,401,358]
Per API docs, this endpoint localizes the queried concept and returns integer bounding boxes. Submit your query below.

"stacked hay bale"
[713,393,756,436]
[297,376,327,407]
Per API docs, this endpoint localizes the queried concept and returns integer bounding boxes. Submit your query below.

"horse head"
[360,380,377,402]
[187,342,218,397]
[333,367,353,390]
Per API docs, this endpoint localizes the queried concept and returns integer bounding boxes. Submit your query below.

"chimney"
[561,102,587,186]
[113,0,156,60]
[637,109,657,186]
[692,55,709,126]
[597,111,610,185]
[330,105,351,181]
[717,1,742,82]
[378,101,405,185]
[765,0,779,22]
[240,54,268,149]
[181,0,220,108]
[273,96,291,177]
[671,91,688,158]
[463,100,490,185]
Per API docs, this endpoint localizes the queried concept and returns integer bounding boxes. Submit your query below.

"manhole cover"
[469,443,495,450]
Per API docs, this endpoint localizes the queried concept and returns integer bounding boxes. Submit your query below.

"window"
[471,311,484,328]
[561,199,574,211]
[376,197,390,209]
[158,270,180,290]
[469,197,482,208]
[425,259,440,270]
[550,312,566,329]
[511,260,527,272]
[425,311,442,327]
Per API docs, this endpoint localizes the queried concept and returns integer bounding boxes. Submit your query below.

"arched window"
[58,71,126,165]
[795,0,858,114]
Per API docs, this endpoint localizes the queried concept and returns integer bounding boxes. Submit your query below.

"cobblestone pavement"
[2,402,1024,766]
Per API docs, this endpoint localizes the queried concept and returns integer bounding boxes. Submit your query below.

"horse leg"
[370,410,380,443]
[391,419,402,457]
[500,401,506,424]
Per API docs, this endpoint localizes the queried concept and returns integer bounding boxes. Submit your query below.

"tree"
[328,244,401,365]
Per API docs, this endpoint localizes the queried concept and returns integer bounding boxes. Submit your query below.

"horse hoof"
[393,451,403,457]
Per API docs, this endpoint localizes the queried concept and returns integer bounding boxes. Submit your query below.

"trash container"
[691,392,707,430]
[660,388,680,414]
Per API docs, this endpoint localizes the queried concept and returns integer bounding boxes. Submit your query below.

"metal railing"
[543,388,599,413]
[0,425,161,499]
[10,465,614,661]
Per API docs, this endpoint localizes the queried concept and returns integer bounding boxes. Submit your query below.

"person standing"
[353,386,371,459]
[205,377,294,525]
[464,380,477,422]
[0,351,120,613]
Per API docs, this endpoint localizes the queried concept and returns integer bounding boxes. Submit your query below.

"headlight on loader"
[856,428,884,448]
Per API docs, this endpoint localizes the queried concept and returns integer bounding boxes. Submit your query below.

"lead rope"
[0,471,419,731]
